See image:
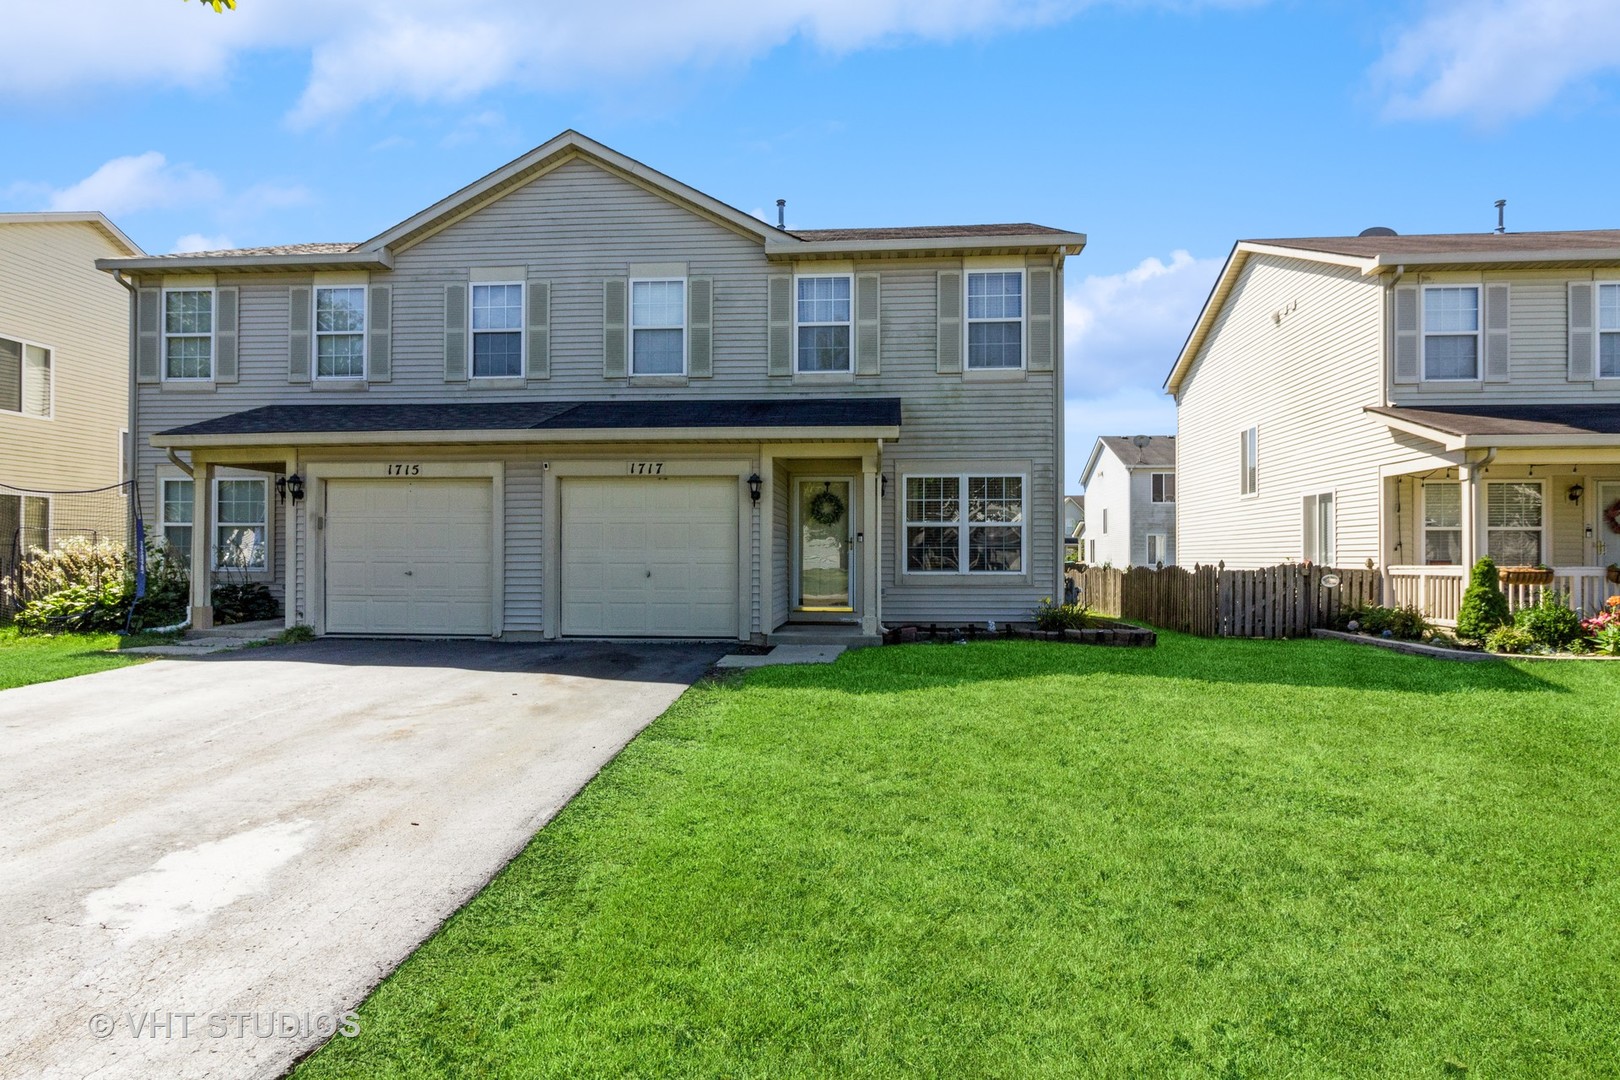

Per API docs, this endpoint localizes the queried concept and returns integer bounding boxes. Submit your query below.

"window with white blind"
[1423,286,1480,380]
[1486,481,1543,566]
[1422,482,1462,565]
[631,278,686,375]
[1600,283,1620,379]
[965,271,1023,369]
[795,275,851,372]
[471,282,524,378]
[0,335,51,417]
[904,474,1025,574]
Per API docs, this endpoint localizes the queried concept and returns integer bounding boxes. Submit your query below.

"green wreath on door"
[808,487,846,526]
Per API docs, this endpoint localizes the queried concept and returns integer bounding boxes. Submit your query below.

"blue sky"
[5,0,1618,489]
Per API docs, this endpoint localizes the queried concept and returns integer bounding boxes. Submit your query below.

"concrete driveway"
[0,639,723,1080]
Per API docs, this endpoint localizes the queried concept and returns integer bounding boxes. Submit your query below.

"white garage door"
[561,477,739,638]
[324,479,493,636]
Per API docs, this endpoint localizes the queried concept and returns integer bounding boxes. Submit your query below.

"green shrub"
[15,577,133,634]
[1485,625,1538,654]
[1513,589,1584,650]
[1033,598,1093,632]
[1340,604,1429,641]
[275,624,316,645]
[127,542,190,630]
[1456,557,1510,640]
[211,583,280,625]
[1591,625,1620,657]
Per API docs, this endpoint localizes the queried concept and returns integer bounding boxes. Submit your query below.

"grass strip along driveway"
[296,635,1620,1079]
[0,627,158,690]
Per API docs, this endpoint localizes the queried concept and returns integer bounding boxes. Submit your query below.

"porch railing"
[1386,565,1613,627]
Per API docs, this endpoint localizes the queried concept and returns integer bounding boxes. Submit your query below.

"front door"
[1596,481,1620,566]
[795,478,854,613]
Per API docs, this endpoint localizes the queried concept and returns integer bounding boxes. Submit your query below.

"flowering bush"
[1580,595,1620,635]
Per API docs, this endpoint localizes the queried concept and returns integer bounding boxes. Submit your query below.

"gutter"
[113,271,138,518]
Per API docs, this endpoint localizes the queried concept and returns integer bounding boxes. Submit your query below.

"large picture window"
[315,286,366,379]
[1423,286,1480,380]
[796,275,851,372]
[631,278,685,375]
[1422,482,1462,565]
[1600,282,1620,379]
[0,335,51,417]
[471,282,524,378]
[1486,481,1542,566]
[904,474,1024,574]
[966,271,1023,370]
[164,289,214,380]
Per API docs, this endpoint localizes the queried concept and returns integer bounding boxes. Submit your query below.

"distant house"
[1,212,143,571]
[1166,227,1620,624]
[1078,436,1176,566]
[1063,494,1084,558]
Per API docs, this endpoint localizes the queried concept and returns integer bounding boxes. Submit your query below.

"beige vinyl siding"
[771,460,790,629]
[504,460,544,631]
[1175,254,1430,569]
[1389,267,1620,405]
[0,222,130,491]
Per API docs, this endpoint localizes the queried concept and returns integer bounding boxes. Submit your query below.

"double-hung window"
[315,286,366,379]
[1423,286,1480,380]
[966,271,1023,369]
[904,474,1024,573]
[214,477,268,570]
[471,282,524,378]
[1600,283,1620,379]
[1422,482,1462,565]
[1486,481,1542,566]
[1240,427,1258,495]
[631,278,685,375]
[1302,492,1335,565]
[160,478,195,565]
[164,289,214,380]
[796,275,851,372]
[1150,472,1176,503]
[0,335,51,417]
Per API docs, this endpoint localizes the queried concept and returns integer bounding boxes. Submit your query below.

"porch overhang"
[1366,404,1620,452]
[152,398,903,450]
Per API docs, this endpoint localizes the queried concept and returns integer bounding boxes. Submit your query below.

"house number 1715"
[386,463,422,476]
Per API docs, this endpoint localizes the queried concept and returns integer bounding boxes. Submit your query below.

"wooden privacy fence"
[1068,563,1384,639]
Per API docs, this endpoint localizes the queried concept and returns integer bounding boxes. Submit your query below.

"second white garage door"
[324,479,494,636]
[561,477,739,638]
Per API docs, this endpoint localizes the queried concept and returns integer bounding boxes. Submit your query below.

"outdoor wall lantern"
[881,473,889,498]
[277,473,307,504]
[747,473,762,504]
[1568,483,1584,503]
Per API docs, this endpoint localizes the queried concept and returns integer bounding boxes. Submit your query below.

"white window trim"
[1421,284,1482,383]
[1485,478,1547,566]
[0,333,54,420]
[159,476,195,559]
[1597,280,1620,381]
[1146,533,1168,566]
[313,285,367,382]
[964,267,1026,372]
[1240,426,1258,498]
[1150,472,1175,504]
[1420,480,1463,567]
[629,275,687,377]
[793,273,853,375]
[210,474,271,573]
[161,287,216,383]
[901,471,1028,576]
[469,280,526,381]
[1302,490,1336,566]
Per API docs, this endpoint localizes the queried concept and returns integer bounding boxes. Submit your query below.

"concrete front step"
[766,624,879,648]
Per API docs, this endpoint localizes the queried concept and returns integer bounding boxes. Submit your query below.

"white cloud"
[173,233,235,254]
[45,152,223,216]
[1373,0,1620,124]
[1065,250,1223,399]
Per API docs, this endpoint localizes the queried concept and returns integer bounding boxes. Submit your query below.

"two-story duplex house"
[1077,435,1176,567]
[2,212,142,574]
[1167,228,1620,624]
[98,131,1083,642]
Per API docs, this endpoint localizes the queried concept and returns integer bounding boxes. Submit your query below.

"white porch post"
[860,453,879,635]
[189,459,215,629]
[283,454,298,629]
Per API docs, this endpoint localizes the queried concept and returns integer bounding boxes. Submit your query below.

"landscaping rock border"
[1311,628,1620,662]
[884,620,1156,648]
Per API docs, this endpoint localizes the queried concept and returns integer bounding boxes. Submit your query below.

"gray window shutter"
[603,278,627,378]
[688,276,713,378]
[1569,281,1595,382]
[767,274,791,377]
[1483,283,1510,382]
[526,279,549,381]
[855,272,881,376]
[214,286,239,383]
[937,270,963,373]
[136,287,161,383]
[288,285,312,384]
[444,282,468,382]
[367,283,392,382]
[1027,266,1054,371]
[1393,284,1419,384]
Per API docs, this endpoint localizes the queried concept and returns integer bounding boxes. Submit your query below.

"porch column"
[189,459,215,629]
[861,454,879,635]
[283,454,298,629]
[1460,452,1487,570]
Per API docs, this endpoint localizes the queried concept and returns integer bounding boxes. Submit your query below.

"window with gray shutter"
[368,283,391,382]
[1483,283,1509,382]
[136,287,161,383]
[1027,266,1054,371]
[688,276,713,378]
[214,286,239,383]
[603,278,628,378]
[288,285,312,384]
[1569,281,1596,382]
[936,270,962,373]
[526,279,549,380]
[444,282,468,382]
[767,274,792,377]
[855,272,881,375]
[1392,285,1419,384]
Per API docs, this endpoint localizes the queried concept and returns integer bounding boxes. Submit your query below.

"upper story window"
[471,282,524,378]
[796,275,851,373]
[164,288,214,380]
[631,278,685,376]
[1423,286,1479,380]
[966,271,1023,370]
[1600,283,1620,379]
[1150,472,1176,503]
[315,287,366,380]
[1240,426,1258,496]
[0,336,51,418]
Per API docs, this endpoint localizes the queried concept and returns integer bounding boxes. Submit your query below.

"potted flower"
[1498,564,1555,586]
[1606,563,1620,585]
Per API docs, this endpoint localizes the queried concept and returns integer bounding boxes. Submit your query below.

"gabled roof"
[1165,227,1620,395]
[96,131,1083,274]
[0,211,142,256]
[1079,435,1176,486]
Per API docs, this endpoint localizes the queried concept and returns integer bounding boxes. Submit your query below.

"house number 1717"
[627,462,664,475]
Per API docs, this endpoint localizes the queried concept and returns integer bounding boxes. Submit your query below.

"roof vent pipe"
[1495,199,1506,234]
[776,199,786,231]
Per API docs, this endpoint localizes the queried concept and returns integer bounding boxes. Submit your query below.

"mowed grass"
[0,625,157,689]
[295,636,1620,1079]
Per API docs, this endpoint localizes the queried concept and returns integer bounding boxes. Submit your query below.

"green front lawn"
[0,626,160,690]
[296,636,1620,1079]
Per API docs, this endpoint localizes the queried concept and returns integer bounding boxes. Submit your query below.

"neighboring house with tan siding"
[0,212,142,567]
[1167,228,1620,625]
[1078,435,1176,567]
[98,131,1083,642]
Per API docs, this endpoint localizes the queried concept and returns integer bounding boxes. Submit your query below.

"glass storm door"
[796,479,853,611]
[1598,481,1620,565]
